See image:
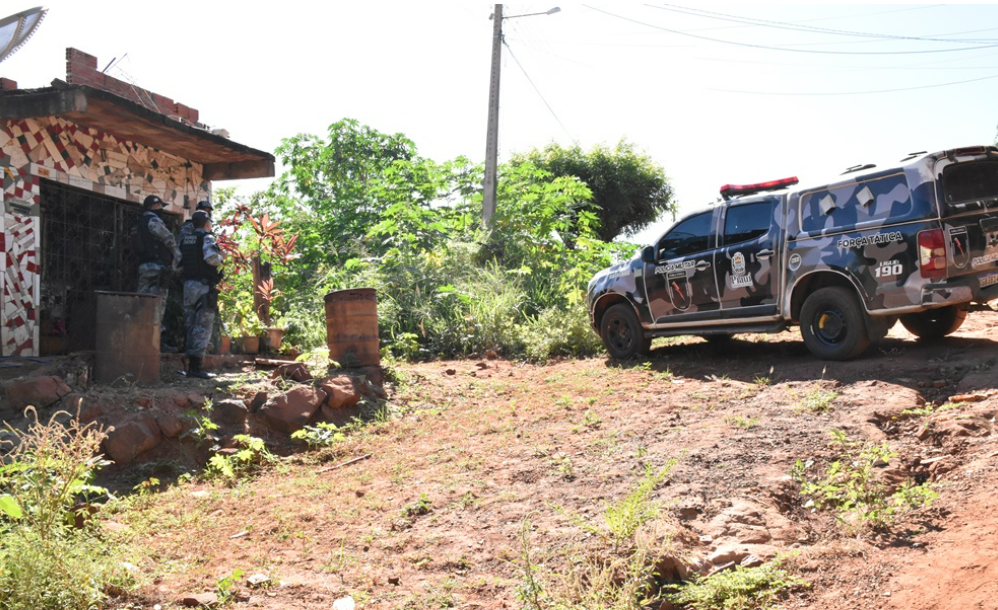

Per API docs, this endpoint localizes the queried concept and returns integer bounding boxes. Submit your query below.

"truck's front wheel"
[900,305,967,340]
[800,287,871,361]
[601,304,651,359]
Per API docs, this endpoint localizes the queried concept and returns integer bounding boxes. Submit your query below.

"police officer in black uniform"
[179,211,224,379]
[178,199,213,243]
[136,195,182,349]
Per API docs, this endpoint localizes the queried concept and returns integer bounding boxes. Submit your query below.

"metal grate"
[38,180,179,353]
[39,179,144,296]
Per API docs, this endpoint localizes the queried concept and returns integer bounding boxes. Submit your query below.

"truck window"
[658,212,712,260]
[941,160,998,213]
[723,200,776,245]
[799,173,912,235]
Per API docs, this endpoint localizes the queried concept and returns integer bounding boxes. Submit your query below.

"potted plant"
[237,314,265,355]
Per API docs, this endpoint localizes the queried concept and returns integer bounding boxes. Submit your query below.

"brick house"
[0,48,274,357]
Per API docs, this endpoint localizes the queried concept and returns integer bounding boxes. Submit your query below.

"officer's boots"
[187,356,214,380]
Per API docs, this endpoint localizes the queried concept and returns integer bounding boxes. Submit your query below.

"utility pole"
[481,5,560,227]
[482,4,503,227]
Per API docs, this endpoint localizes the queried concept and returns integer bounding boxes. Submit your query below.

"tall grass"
[0,409,132,610]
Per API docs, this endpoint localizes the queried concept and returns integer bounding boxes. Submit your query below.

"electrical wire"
[708,72,998,96]
[583,4,998,55]
[647,3,998,44]
[501,37,574,140]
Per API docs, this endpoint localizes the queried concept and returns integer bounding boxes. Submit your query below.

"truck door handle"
[757,249,775,260]
[696,261,712,271]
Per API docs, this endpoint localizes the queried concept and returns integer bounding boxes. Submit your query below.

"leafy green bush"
[520,304,605,362]
[247,119,651,362]
[667,559,808,610]
[291,422,346,448]
[796,432,937,529]
[0,409,132,610]
[206,435,276,481]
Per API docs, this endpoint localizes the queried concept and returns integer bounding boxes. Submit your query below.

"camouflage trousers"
[137,262,169,329]
[183,280,216,359]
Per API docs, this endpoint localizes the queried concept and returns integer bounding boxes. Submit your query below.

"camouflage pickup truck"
[586,145,998,361]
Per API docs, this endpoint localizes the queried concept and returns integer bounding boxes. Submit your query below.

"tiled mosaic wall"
[1,116,208,356]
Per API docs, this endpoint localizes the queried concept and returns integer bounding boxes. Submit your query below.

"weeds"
[0,408,133,610]
[797,387,838,414]
[217,568,246,605]
[519,461,679,609]
[291,422,347,447]
[726,415,760,429]
[206,436,277,481]
[401,494,434,518]
[795,431,937,529]
[667,558,808,610]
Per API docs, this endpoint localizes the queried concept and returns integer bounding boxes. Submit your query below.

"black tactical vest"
[135,213,173,266]
[179,230,222,284]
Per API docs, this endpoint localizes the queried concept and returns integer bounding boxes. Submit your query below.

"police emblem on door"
[667,271,691,311]
[949,227,970,269]
[732,252,746,276]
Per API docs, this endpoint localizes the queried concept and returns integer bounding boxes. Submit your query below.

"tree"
[511,140,676,242]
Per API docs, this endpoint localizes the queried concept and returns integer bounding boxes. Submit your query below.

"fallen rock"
[155,413,185,438]
[257,386,325,433]
[333,597,355,610]
[248,391,269,413]
[741,554,764,568]
[246,573,270,587]
[180,592,219,608]
[3,375,72,410]
[270,362,313,383]
[654,555,691,583]
[320,375,363,409]
[79,404,104,425]
[215,399,249,426]
[702,499,794,545]
[103,416,162,465]
[707,545,752,566]
[950,393,989,404]
[956,369,997,393]
[62,393,84,414]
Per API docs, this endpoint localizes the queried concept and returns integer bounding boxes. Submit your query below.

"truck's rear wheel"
[900,305,967,340]
[600,303,651,359]
[800,287,871,361]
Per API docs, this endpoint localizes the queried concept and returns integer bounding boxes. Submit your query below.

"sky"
[3,2,998,245]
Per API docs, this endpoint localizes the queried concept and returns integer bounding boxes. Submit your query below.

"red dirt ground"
[104,308,998,609]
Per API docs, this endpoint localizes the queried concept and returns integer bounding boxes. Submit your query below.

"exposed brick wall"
[64,48,201,126]
[0,78,17,92]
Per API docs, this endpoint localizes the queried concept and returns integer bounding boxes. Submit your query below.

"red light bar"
[719,176,799,200]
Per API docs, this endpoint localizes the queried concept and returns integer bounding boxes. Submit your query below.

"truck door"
[644,210,721,323]
[937,156,998,290]
[716,198,782,318]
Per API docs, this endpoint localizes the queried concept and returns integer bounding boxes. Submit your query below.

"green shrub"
[206,435,276,481]
[520,304,605,362]
[0,409,132,610]
[797,432,937,529]
[667,559,808,610]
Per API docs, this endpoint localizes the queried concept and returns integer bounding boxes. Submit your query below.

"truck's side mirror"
[640,245,656,264]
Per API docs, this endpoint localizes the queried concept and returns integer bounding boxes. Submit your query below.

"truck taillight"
[918,229,947,279]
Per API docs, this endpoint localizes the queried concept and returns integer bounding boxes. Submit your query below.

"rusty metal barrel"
[324,288,380,368]
[94,291,160,384]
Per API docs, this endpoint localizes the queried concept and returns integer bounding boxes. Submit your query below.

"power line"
[501,37,574,141]
[647,3,998,44]
[708,72,998,96]
[583,4,998,55]
[679,4,945,34]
